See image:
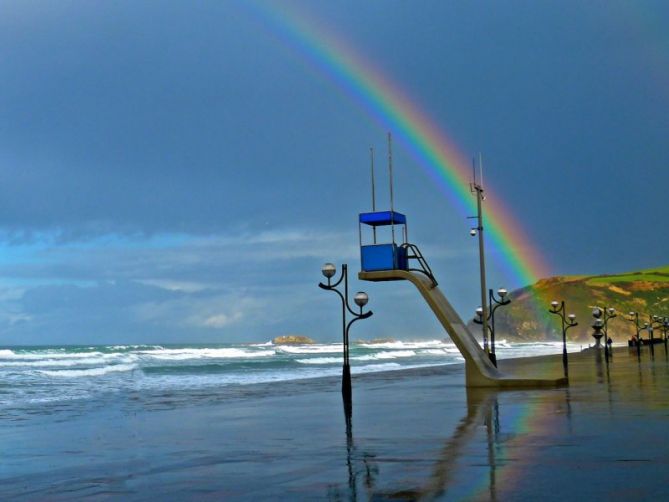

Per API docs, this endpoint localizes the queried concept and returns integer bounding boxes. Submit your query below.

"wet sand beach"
[1,344,668,500]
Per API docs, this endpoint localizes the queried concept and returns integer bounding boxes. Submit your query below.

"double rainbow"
[245,2,550,288]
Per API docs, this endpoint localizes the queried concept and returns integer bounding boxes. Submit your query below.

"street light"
[592,318,605,348]
[649,315,667,353]
[591,306,616,360]
[640,321,656,358]
[319,263,373,403]
[625,311,642,359]
[473,287,511,366]
[549,300,578,378]
[660,317,669,345]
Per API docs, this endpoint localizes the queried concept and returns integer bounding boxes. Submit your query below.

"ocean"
[0,339,581,417]
[2,341,665,500]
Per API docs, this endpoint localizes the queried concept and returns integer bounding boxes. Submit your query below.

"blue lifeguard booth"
[359,210,409,272]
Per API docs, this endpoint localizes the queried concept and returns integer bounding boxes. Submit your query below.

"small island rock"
[273,335,315,345]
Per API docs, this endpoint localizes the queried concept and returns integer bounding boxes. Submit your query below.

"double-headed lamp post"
[650,315,667,352]
[592,307,616,359]
[655,316,669,348]
[473,288,510,367]
[549,300,577,379]
[319,263,373,402]
[591,318,605,348]
[626,311,642,358]
[640,320,655,357]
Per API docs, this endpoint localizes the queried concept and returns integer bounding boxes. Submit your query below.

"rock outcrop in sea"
[272,335,315,345]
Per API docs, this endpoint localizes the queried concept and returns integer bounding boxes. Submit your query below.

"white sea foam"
[419,349,451,356]
[17,390,94,405]
[0,355,137,368]
[39,363,139,378]
[353,361,465,374]
[295,357,341,365]
[138,348,275,360]
[355,350,417,361]
[274,345,342,354]
[356,340,450,350]
[352,363,403,372]
[0,351,111,361]
[109,344,164,351]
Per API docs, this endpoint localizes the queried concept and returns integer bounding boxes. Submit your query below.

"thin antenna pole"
[474,153,490,357]
[388,132,394,213]
[472,156,477,186]
[370,147,377,244]
[388,132,396,245]
[370,147,376,212]
[479,152,484,191]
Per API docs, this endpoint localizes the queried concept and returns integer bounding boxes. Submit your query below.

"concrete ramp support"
[359,269,567,388]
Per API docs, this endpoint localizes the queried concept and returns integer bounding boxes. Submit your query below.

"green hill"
[477,265,669,342]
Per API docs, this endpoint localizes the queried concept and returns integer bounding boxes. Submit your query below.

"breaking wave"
[0,340,580,410]
[39,363,139,378]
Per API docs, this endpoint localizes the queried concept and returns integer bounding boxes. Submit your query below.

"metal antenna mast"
[388,132,396,245]
[472,153,490,358]
[370,147,377,244]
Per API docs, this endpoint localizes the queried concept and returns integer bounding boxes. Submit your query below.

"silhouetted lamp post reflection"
[473,288,511,366]
[549,300,578,378]
[319,262,373,403]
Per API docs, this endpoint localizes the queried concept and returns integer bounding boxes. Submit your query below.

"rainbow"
[244,2,551,288]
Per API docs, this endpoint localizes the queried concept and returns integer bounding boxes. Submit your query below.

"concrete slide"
[359,269,567,388]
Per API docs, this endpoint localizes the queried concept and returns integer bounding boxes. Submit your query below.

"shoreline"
[3,345,668,499]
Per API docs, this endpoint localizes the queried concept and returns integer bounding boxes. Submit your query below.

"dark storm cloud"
[0,1,668,344]
[0,1,348,237]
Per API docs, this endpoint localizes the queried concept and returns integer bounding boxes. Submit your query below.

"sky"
[0,0,668,345]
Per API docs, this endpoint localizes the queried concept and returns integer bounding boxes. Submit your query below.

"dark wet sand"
[2,345,668,500]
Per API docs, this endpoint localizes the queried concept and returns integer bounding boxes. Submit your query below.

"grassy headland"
[483,265,669,342]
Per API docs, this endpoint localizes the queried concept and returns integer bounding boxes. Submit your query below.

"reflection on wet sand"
[332,388,503,501]
[328,397,379,501]
[348,385,574,501]
[416,389,500,501]
[332,347,668,501]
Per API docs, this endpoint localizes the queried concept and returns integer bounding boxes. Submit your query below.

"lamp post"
[549,300,578,379]
[473,288,511,367]
[639,321,655,358]
[649,315,667,352]
[319,263,373,402]
[592,318,605,348]
[659,317,669,349]
[592,307,616,360]
[626,311,642,359]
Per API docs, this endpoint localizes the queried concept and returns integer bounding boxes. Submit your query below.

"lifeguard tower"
[359,210,407,272]
[358,210,438,287]
[357,134,566,388]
